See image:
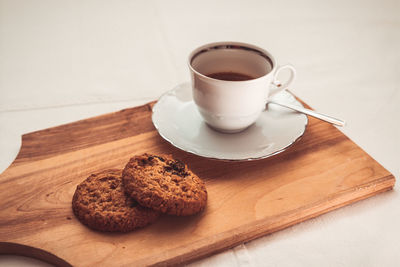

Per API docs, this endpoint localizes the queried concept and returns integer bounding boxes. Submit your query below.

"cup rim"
[188,41,277,83]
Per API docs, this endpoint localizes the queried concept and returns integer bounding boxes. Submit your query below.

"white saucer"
[152,83,308,161]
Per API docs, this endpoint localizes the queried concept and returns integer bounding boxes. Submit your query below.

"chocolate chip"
[155,156,165,162]
[171,160,185,172]
[109,183,117,189]
[127,198,138,208]
[164,166,173,172]
[164,160,189,178]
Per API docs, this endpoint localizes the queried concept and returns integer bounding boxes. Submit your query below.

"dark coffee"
[206,71,255,81]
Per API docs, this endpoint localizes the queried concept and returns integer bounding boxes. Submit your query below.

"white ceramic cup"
[188,41,296,133]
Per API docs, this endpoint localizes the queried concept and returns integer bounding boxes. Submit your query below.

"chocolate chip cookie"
[72,169,159,232]
[122,154,207,216]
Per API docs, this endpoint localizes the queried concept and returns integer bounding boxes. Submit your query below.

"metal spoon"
[268,99,346,127]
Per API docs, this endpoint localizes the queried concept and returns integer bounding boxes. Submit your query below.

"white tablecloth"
[0,1,399,266]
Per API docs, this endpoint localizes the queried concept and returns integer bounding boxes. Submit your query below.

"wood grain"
[0,100,395,266]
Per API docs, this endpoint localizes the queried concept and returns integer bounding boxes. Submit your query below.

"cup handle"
[270,64,296,97]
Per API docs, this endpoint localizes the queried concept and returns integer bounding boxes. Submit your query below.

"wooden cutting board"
[0,99,395,267]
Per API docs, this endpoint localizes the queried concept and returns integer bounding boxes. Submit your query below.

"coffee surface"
[206,71,255,81]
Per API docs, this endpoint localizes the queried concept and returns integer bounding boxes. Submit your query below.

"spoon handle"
[268,100,346,127]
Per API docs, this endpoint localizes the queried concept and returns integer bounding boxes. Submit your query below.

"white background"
[0,0,399,266]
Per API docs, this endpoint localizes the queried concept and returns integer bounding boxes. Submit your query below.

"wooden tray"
[0,100,395,266]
